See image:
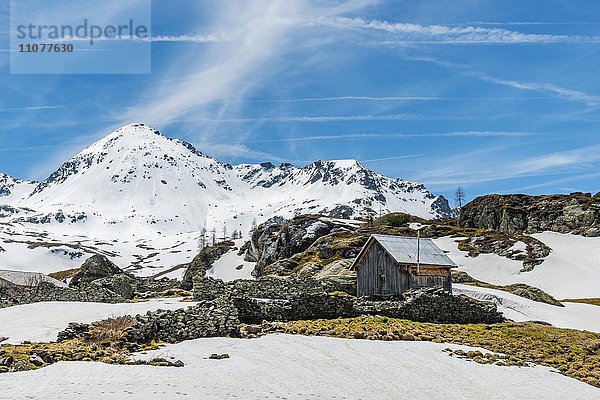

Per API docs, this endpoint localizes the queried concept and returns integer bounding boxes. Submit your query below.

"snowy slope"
[1,335,598,400]
[0,123,451,275]
[435,233,600,299]
[0,172,36,203]
[205,239,255,281]
[454,284,600,332]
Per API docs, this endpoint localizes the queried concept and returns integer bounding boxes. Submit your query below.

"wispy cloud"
[361,154,424,162]
[176,114,519,123]
[118,1,376,137]
[147,33,232,43]
[250,95,548,102]
[474,74,600,106]
[411,56,600,106]
[311,16,600,44]
[199,143,285,162]
[249,131,534,143]
[457,21,600,27]
[0,106,66,112]
[420,144,600,187]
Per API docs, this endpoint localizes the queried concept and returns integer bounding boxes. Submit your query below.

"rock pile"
[460,193,600,237]
[124,296,240,344]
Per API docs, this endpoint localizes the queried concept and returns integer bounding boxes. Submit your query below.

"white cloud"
[198,143,285,162]
[409,56,600,106]
[419,144,600,187]
[0,106,65,112]
[249,131,534,143]
[361,154,424,162]
[118,0,376,141]
[311,16,600,44]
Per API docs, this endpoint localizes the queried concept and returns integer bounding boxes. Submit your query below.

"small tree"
[199,227,207,250]
[211,228,217,246]
[455,186,466,209]
[222,224,228,242]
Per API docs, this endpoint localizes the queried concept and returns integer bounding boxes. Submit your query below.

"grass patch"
[268,317,600,387]
[87,316,135,343]
[0,317,180,374]
[48,268,80,281]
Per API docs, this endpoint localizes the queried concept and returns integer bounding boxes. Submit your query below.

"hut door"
[376,246,387,296]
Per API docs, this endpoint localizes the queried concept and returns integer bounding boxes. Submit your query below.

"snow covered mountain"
[0,123,451,275]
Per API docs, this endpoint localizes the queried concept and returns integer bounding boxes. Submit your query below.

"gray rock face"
[181,241,234,290]
[245,215,353,276]
[70,255,124,287]
[460,193,600,236]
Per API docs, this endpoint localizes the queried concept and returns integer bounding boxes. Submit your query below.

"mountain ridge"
[0,123,451,275]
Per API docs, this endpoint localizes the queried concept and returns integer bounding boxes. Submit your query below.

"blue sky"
[1,0,600,203]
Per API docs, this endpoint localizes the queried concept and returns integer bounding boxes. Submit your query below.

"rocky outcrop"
[451,272,563,307]
[244,215,347,276]
[312,259,357,295]
[70,255,124,287]
[457,233,550,272]
[459,193,600,236]
[504,284,563,307]
[181,241,234,290]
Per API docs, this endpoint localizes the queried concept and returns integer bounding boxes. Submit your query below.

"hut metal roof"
[0,270,68,288]
[362,234,457,268]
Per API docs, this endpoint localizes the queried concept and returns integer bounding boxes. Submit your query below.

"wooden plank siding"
[357,241,410,297]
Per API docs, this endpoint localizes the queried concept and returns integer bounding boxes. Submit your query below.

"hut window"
[379,273,386,284]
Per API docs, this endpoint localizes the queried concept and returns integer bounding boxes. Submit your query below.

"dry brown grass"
[561,298,600,306]
[88,316,136,343]
[49,268,81,281]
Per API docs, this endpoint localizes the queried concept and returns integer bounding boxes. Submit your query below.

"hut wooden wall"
[407,266,452,292]
[356,241,409,296]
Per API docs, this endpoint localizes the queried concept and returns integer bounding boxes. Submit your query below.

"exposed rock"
[244,215,354,276]
[452,275,564,307]
[459,193,600,236]
[209,353,230,360]
[70,255,124,287]
[502,284,564,307]
[181,241,234,290]
[57,322,91,342]
[456,233,550,272]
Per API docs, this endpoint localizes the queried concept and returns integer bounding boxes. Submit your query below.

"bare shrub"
[88,315,136,343]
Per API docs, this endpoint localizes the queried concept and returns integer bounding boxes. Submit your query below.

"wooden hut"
[351,234,457,297]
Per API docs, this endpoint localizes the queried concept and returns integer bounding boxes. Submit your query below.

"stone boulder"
[70,255,124,287]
